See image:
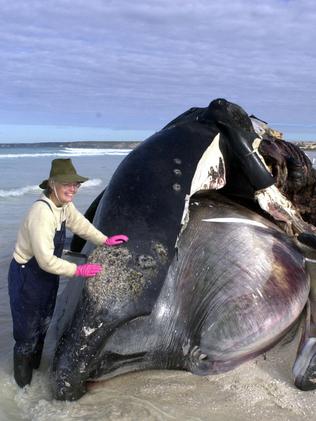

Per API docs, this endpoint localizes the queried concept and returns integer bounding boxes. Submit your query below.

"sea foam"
[0,148,131,159]
[0,179,102,198]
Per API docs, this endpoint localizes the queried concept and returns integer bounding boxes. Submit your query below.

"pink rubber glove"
[75,263,102,278]
[104,234,129,246]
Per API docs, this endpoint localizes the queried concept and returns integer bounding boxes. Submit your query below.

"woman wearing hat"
[8,158,128,388]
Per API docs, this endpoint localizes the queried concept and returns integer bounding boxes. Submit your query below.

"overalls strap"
[35,199,66,258]
[36,199,53,212]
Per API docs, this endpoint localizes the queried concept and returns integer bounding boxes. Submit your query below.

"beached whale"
[51,99,316,400]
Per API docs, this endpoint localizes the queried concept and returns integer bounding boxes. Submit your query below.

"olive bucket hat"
[39,158,89,189]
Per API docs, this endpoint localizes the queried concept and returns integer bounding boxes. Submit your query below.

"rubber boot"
[293,282,316,391]
[31,341,44,369]
[14,351,33,388]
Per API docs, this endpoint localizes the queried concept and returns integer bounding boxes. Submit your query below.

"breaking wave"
[0,179,102,198]
[63,148,131,156]
[0,148,131,159]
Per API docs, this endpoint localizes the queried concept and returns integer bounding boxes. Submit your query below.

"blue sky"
[0,0,315,142]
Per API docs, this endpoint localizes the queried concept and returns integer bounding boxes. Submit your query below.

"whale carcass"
[51,99,316,400]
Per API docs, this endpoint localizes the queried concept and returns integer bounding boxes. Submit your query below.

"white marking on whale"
[201,217,269,229]
[83,323,103,336]
[190,133,226,196]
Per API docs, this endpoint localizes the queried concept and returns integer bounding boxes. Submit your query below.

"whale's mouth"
[89,351,148,381]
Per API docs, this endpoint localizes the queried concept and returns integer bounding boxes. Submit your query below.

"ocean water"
[1,144,316,421]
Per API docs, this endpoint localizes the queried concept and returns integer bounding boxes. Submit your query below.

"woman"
[8,158,128,388]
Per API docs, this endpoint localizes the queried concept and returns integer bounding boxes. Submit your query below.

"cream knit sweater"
[13,195,107,277]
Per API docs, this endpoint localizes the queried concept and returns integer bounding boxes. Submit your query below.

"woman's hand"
[75,263,102,277]
[104,235,129,246]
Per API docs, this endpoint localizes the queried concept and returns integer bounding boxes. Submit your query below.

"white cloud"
[0,0,315,139]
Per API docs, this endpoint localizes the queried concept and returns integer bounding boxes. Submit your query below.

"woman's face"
[49,182,81,205]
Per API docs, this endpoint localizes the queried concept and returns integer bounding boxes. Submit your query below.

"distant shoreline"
[1,140,316,151]
[293,141,316,151]
[0,140,141,149]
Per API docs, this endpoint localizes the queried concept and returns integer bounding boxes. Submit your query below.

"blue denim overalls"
[8,200,66,358]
